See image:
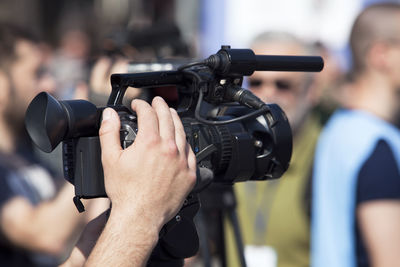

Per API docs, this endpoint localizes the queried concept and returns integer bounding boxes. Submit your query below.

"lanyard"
[242,179,280,245]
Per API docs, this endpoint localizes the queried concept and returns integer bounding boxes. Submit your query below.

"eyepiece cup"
[25,92,68,152]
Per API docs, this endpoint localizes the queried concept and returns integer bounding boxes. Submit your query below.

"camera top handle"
[108,71,183,106]
[107,45,324,106]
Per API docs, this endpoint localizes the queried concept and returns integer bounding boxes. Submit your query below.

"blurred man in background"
[226,32,322,267]
[312,3,400,267]
[0,23,105,267]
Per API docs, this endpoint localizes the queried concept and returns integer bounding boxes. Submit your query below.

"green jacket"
[225,115,321,267]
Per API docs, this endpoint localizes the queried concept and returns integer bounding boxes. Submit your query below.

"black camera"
[25,46,323,265]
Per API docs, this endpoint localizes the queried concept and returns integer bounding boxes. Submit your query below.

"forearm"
[85,206,161,267]
[60,210,109,267]
[1,184,85,254]
[31,184,87,251]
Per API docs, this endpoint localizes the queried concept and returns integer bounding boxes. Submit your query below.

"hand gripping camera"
[25,46,323,266]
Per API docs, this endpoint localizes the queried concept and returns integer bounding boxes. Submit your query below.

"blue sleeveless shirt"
[311,109,400,267]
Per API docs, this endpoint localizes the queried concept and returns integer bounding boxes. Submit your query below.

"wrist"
[108,204,161,246]
[85,204,162,266]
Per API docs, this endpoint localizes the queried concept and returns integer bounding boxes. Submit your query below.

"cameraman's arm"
[0,182,90,255]
[83,98,196,266]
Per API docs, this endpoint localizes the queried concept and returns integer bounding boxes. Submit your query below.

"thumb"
[99,108,122,166]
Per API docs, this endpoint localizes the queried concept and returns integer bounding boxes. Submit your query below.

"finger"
[187,145,197,172]
[99,108,122,166]
[152,97,175,141]
[170,107,187,155]
[131,99,159,138]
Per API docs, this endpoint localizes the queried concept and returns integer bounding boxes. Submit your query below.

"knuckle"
[162,140,178,156]
[177,156,188,169]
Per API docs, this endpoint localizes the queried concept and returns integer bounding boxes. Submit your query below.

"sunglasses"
[248,78,294,91]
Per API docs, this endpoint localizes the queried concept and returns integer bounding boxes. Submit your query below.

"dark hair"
[0,23,39,71]
[350,2,400,75]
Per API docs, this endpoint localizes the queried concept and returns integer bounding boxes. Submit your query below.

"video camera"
[25,46,323,266]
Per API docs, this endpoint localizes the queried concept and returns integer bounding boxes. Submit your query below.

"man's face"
[249,42,315,133]
[4,40,43,134]
[11,40,43,109]
[374,15,400,126]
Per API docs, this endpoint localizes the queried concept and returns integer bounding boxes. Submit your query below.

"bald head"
[350,3,400,75]
[251,32,311,55]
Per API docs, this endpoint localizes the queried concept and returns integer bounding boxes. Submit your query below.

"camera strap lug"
[73,196,85,213]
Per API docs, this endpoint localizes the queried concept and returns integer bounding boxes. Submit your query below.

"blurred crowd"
[0,0,399,267]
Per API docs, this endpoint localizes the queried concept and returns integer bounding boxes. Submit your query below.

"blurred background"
[0,0,380,68]
[0,0,397,266]
[0,0,384,126]
[0,0,375,97]
[0,0,381,121]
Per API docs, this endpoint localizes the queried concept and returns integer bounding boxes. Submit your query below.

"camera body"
[60,102,290,199]
[25,46,323,262]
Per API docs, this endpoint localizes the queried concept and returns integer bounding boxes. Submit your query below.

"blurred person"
[312,3,400,267]
[0,23,105,266]
[48,8,92,100]
[60,97,197,266]
[225,32,322,267]
[88,56,141,106]
[49,28,91,99]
